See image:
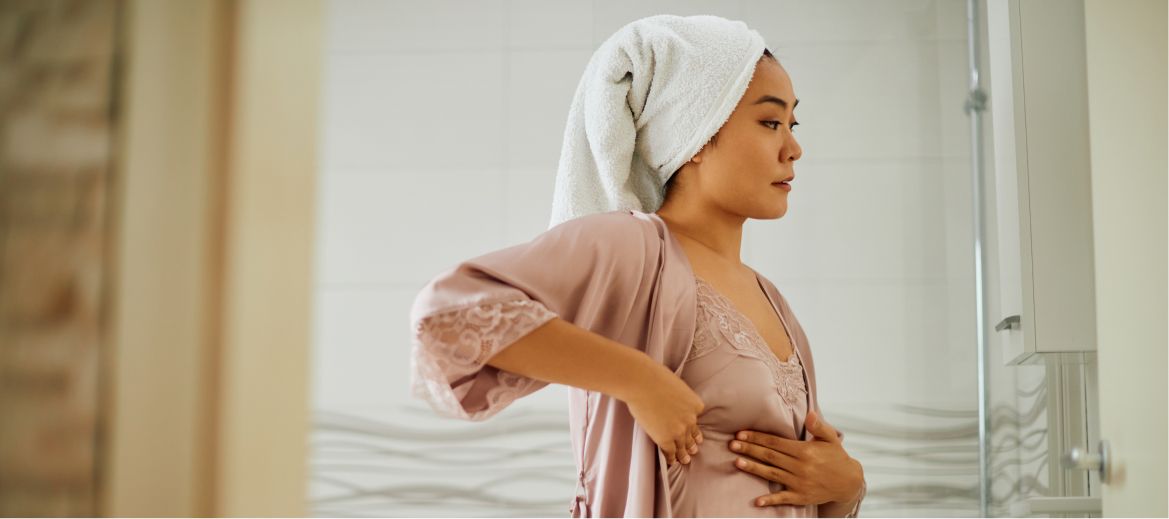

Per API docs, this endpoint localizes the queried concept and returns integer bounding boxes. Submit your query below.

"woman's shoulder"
[747,265,793,310]
[748,266,809,339]
[553,208,650,229]
[548,209,656,246]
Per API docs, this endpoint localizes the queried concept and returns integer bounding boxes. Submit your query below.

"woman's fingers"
[675,437,691,464]
[662,445,677,467]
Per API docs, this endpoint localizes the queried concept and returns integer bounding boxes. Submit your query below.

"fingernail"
[737,432,748,440]
[682,455,691,464]
[736,458,747,468]
[730,441,741,451]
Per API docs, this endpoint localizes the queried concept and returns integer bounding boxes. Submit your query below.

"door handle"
[1061,440,1110,483]
[995,314,1021,331]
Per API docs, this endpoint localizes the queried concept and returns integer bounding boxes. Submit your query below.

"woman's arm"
[409,212,703,461]
[484,316,659,401]
[485,316,707,465]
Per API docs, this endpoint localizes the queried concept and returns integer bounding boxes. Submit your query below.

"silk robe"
[409,209,864,517]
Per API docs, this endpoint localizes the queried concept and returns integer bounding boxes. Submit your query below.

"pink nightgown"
[666,274,813,517]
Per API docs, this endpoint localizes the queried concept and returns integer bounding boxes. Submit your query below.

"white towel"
[548,14,767,229]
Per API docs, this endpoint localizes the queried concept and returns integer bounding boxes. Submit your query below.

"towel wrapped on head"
[548,14,769,229]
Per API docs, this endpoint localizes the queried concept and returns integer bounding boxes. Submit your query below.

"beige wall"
[104,0,322,516]
[0,0,118,514]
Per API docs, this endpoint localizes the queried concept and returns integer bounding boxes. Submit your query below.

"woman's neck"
[653,205,746,269]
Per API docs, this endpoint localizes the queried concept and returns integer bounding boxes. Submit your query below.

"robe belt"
[569,469,590,517]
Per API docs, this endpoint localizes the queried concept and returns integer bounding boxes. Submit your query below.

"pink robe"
[410,209,865,517]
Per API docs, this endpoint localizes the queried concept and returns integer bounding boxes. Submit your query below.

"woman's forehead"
[744,64,796,108]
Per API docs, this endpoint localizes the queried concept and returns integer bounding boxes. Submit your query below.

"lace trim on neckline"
[689,275,807,407]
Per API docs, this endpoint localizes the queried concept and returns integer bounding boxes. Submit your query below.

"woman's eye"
[764,120,797,132]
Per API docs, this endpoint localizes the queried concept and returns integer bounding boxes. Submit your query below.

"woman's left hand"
[729,410,865,507]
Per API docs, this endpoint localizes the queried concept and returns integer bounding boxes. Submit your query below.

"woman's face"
[678,58,803,219]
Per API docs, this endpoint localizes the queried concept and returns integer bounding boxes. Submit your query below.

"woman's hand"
[729,410,865,508]
[619,362,705,467]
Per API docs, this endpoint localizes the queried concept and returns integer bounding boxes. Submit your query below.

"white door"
[1082,0,1168,516]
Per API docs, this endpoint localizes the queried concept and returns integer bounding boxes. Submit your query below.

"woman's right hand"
[621,363,705,467]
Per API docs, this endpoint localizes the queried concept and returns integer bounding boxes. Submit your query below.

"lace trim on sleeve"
[410,299,558,421]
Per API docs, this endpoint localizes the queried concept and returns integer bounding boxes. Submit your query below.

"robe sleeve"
[409,212,651,421]
[410,299,559,421]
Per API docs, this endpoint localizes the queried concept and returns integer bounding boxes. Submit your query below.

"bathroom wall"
[310,1,986,516]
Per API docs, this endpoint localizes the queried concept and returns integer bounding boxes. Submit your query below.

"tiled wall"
[310,1,1015,516]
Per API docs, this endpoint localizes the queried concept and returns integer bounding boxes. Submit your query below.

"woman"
[410,14,866,517]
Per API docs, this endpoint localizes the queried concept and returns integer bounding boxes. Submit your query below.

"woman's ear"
[689,146,706,164]
[692,132,721,164]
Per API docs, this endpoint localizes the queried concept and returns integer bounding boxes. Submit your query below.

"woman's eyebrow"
[753,95,799,110]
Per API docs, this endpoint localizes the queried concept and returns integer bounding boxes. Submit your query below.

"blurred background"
[0,0,1163,517]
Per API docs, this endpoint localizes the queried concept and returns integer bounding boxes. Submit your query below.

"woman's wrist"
[820,476,865,517]
[609,349,669,403]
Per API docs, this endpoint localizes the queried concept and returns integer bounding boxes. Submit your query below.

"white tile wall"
[592,0,745,43]
[315,169,508,286]
[311,0,981,516]
[325,0,508,52]
[748,158,951,282]
[505,50,594,170]
[743,0,947,44]
[311,287,416,408]
[320,52,509,169]
[508,0,594,48]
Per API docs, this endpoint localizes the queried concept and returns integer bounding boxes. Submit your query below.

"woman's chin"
[769,200,788,218]
[754,205,787,220]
